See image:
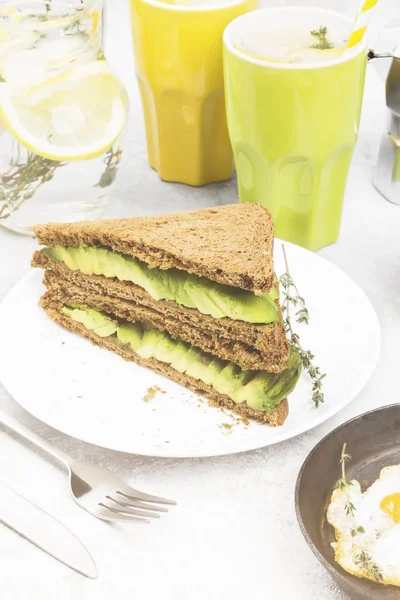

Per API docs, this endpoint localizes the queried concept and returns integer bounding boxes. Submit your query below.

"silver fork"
[0,409,175,523]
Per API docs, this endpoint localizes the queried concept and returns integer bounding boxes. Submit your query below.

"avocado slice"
[169,339,192,373]
[216,363,256,396]
[62,305,118,338]
[162,269,196,309]
[265,363,302,412]
[184,278,226,319]
[207,284,279,324]
[45,246,78,271]
[137,328,169,359]
[186,349,214,382]
[244,350,302,412]
[117,322,144,350]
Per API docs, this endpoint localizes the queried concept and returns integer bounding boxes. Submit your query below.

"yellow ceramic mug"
[130,0,258,186]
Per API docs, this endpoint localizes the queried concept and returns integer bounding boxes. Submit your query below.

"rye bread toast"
[33,252,290,372]
[32,204,275,295]
[40,293,289,426]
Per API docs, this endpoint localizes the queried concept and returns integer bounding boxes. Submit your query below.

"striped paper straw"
[346,0,378,49]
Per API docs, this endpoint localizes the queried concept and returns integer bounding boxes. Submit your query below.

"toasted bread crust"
[39,293,289,426]
[33,251,290,372]
[32,204,275,295]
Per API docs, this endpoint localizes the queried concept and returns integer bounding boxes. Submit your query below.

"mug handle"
[368,43,400,61]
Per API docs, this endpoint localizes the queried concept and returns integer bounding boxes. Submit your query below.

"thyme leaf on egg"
[310,26,334,50]
[354,551,384,582]
[345,501,356,517]
[335,443,354,489]
[351,526,365,537]
[280,245,326,408]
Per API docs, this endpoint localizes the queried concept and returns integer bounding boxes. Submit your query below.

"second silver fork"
[0,408,175,523]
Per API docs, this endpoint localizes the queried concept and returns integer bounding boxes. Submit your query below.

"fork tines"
[99,485,176,524]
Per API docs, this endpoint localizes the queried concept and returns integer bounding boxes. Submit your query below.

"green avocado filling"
[61,305,301,414]
[43,246,280,325]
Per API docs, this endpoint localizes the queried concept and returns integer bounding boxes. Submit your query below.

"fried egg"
[327,464,400,587]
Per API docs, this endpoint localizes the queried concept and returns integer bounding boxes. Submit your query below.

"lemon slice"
[0,60,127,161]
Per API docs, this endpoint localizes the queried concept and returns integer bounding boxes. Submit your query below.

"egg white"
[327,464,400,586]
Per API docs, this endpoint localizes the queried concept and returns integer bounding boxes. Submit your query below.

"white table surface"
[1,1,399,599]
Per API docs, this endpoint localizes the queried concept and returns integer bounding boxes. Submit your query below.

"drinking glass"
[130,0,257,187]
[224,8,368,252]
[0,0,129,235]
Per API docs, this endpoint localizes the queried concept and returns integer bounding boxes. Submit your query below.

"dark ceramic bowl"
[295,404,400,600]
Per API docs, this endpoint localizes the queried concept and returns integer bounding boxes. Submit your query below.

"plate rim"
[0,241,382,458]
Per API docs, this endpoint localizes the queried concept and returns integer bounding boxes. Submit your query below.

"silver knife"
[0,482,97,579]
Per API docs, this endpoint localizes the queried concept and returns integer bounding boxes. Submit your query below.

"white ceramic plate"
[0,241,380,458]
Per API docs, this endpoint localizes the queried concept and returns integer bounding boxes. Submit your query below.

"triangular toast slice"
[40,293,290,426]
[32,204,275,295]
[39,266,289,372]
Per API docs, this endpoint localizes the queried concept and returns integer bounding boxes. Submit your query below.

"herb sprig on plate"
[280,245,326,408]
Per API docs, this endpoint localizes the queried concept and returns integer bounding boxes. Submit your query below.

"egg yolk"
[380,493,400,523]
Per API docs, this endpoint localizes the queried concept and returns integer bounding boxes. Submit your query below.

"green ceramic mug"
[223,7,368,251]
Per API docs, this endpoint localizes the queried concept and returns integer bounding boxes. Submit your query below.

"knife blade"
[0,482,97,579]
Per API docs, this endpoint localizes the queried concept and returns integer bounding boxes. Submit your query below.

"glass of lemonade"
[130,0,257,187]
[0,0,129,235]
[224,8,368,252]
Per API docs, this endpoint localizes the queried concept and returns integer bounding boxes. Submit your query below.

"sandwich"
[32,204,302,426]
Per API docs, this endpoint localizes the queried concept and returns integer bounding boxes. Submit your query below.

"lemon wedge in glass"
[0,60,128,161]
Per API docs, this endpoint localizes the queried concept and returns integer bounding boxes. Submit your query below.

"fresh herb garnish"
[310,26,334,50]
[0,142,121,219]
[355,550,383,582]
[350,526,365,537]
[345,501,356,516]
[333,446,383,583]
[0,75,5,83]
[280,245,326,408]
[0,143,65,219]
[335,443,354,489]
[94,146,123,188]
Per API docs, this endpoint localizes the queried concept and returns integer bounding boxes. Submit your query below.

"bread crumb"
[77,395,82,399]
[143,385,163,402]
[220,423,234,431]
[164,441,170,444]
[61,341,65,345]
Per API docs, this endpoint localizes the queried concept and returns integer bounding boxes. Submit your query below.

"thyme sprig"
[94,146,123,188]
[335,443,353,489]
[280,245,326,408]
[355,550,383,582]
[345,501,356,516]
[0,142,64,218]
[0,142,121,219]
[310,26,334,50]
[333,445,383,583]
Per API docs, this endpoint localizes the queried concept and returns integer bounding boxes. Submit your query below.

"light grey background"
[0,1,400,600]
